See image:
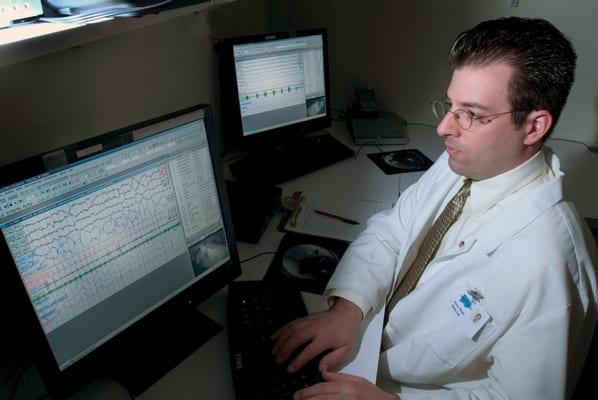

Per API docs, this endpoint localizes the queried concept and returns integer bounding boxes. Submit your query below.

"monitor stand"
[102,303,222,396]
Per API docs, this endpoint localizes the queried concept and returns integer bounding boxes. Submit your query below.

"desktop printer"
[348,111,409,145]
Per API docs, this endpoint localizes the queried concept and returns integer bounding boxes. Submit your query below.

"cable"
[406,122,437,129]
[547,137,598,153]
[125,384,136,400]
[240,252,277,264]
[1,356,50,400]
[220,153,246,164]
[0,359,26,391]
[0,353,34,391]
[353,141,387,157]
[7,361,30,400]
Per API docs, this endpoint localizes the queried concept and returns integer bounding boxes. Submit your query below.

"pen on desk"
[313,209,360,225]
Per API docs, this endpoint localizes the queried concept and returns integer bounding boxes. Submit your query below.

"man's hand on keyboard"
[293,370,400,400]
[271,298,363,374]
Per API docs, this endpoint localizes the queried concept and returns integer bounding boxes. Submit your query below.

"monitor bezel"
[218,28,332,150]
[0,104,241,397]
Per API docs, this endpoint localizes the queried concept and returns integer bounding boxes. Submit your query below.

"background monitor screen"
[0,104,240,396]
[220,29,331,147]
[233,33,327,136]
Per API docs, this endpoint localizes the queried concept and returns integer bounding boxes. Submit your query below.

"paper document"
[285,193,392,242]
[301,292,383,383]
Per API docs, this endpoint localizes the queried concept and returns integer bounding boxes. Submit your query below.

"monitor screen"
[0,105,240,395]
[220,29,331,146]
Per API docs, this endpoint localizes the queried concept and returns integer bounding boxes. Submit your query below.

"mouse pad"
[263,232,349,295]
[367,149,433,175]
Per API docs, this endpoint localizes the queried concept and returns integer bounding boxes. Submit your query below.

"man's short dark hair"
[448,17,577,138]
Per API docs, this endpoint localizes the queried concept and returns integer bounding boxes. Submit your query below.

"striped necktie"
[384,179,472,323]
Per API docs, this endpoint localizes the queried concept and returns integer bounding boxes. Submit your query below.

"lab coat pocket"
[429,313,497,368]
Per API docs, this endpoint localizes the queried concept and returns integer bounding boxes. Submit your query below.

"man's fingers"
[273,327,314,365]
[318,346,350,372]
[271,317,301,340]
[287,339,327,373]
[294,381,344,399]
[271,326,292,355]
[271,319,306,355]
[322,369,365,383]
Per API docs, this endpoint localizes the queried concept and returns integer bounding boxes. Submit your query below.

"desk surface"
[4,122,597,399]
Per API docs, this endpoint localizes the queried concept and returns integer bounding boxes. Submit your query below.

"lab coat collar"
[469,146,564,255]
[468,149,548,216]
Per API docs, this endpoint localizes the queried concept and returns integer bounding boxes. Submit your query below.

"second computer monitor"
[221,29,332,147]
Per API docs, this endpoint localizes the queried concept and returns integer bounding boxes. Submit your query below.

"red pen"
[313,209,360,225]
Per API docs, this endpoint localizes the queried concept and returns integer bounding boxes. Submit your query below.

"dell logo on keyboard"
[234,353,244,370]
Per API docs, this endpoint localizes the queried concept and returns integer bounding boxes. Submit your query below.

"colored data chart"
[4,164,188,333]
[236,53,306,116]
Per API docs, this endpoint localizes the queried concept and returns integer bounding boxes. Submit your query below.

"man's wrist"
[331,297,364,321]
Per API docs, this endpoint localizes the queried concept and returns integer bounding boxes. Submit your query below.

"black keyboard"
[229,133,355,185]
[227,280,323,400]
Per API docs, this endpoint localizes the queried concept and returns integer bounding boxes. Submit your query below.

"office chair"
[571,218,598,399]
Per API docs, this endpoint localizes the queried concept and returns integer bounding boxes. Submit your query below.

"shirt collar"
[466,149,548,215]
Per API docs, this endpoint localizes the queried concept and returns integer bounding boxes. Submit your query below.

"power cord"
[353,141,389,157]
[1,355,49,400]
[547,137,598,153]
[220,153,246,164]
[6,360,31,400]
[403,122,598,153]
[0,358,28,392]
[240,252,277,264]
[406,122,437,129]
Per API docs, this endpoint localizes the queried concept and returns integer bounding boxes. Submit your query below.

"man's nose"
[436,112,460,138]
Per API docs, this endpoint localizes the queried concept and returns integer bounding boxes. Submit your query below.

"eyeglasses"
[431,99,522,131]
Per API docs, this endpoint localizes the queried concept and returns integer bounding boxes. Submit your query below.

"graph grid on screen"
[232,34,326,136]
[3,164,188,333]
[0,111,233,371]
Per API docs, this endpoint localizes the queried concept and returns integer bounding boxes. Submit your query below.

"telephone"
[348,87,409,145]
[354,88,379,118]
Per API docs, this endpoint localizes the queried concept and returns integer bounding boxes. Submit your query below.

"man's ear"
[523,110,553,146]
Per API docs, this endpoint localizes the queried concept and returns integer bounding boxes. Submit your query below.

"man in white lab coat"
[271,17,598,400]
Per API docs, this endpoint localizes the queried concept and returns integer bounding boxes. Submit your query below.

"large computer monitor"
[219,28,332,148]
[0,105,241,397]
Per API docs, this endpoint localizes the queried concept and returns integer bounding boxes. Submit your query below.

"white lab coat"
[326,148,598,400]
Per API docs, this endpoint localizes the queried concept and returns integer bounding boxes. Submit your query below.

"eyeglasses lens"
[431,101,472,130]
[432,101,447,121]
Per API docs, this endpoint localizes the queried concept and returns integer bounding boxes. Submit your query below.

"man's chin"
[447,157,467,177]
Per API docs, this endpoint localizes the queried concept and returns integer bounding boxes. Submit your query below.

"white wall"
[290,0,597,145]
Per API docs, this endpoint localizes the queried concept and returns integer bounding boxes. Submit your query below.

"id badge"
[450,287,491,339]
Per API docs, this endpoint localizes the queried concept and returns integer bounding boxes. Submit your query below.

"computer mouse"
[298,255,337,279]
[392,152,424,169]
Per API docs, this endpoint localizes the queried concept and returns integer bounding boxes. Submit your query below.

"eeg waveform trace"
[3,163,187,333]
